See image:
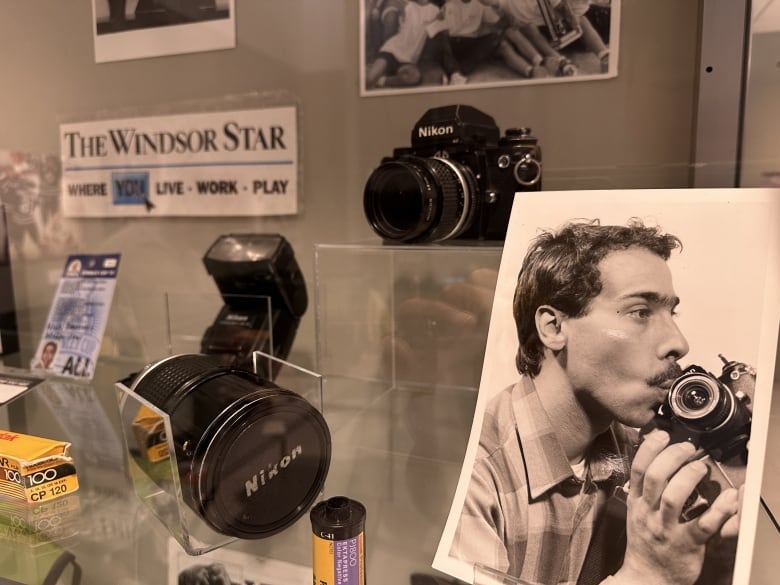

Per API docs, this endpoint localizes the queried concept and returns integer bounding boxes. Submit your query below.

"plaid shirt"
[451,378,635,585]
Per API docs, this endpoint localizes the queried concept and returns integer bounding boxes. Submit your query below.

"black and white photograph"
[361,0,619,96]
[433,189,780,585]
[167,538,310,585]
[0,150,81,260]
[92,0,235,63]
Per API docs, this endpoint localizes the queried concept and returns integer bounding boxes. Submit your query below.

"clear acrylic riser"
[314,241,503,393]
[314,242,504,583]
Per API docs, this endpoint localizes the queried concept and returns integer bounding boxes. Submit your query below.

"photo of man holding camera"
[433,191,779,585]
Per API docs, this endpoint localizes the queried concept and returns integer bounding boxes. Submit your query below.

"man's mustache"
[646,363,684,387]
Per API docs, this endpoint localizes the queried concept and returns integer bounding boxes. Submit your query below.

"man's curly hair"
[513,219,682,377]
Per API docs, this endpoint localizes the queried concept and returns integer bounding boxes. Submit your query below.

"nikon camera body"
[363,105,542,244]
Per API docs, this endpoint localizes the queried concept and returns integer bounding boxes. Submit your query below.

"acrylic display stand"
[0,371,139,583]
[315,241,502,392]
[314,242,503,584]
[116,288,323,555]
[115,350,324,555]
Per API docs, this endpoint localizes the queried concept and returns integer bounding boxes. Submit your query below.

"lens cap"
[195,389,331,539]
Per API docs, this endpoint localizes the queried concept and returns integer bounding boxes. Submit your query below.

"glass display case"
[0,1,778,584]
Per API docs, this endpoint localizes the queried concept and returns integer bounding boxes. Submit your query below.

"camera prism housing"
[128,353,331,540]
[363,105,542,244]
[655,357,753,463]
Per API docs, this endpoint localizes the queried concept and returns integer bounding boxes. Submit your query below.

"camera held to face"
[363,105,542,244]
[640,356,754,521]
[654,355,754,463]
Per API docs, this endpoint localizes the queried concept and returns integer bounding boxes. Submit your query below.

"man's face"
[42,344,56,367]
[561,247,689,428]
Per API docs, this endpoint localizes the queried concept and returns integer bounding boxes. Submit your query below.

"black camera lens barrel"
[363,156,477,243]
[130,353,331,540]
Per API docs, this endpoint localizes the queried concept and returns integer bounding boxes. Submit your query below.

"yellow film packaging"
[0,493,81,545]
[131,404,170,463]
[311,497,366,585]
[0,430,79,504]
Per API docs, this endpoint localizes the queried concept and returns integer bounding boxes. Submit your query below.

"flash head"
[129,353,331,540]
[201,234,307,376]
[202,233,307,316]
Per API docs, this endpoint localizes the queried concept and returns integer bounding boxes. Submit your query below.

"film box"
[132,405,170,463]
[0,430,79,505]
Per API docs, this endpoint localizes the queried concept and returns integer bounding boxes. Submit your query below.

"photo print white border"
[92,0,235,63]
[433,188,780,585]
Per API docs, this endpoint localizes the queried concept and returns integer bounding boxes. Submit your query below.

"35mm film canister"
[311,496,366,585]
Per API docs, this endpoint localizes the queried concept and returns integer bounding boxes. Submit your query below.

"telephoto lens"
[129,353,331,539]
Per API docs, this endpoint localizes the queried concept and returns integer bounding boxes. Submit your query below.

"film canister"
[311,496,366,585]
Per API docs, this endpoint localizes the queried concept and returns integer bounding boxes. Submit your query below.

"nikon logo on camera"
[418,124,454,139]
[244,444,303,498]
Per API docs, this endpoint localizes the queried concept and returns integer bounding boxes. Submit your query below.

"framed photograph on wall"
[92,0,236,63]
[361,0,619,96]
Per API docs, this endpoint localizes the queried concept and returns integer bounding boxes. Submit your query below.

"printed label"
[312,533,364,585]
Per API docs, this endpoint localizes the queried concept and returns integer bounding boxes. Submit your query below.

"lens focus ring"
[131,354,223,408]
[423,157,471,243]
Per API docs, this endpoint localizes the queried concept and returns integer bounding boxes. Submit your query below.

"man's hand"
[613,430,740,585]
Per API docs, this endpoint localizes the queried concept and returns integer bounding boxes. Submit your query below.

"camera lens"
[363,156,477,243]
[130,354,331,539]
[668,373,733,430]
[680,385,711,411]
